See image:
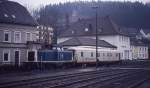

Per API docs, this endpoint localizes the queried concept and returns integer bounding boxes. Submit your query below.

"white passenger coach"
[68,46,121,64]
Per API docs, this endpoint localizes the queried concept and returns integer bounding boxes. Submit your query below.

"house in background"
[58,16,131,60]
[121,28,150,59]
[0,1,42,66]
[130,39,149,60]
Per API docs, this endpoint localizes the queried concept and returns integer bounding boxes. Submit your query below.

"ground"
[0,60,150,88]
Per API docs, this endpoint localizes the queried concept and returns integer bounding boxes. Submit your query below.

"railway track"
[55,70,142,88]
[77,70,149,88]
[64,70,150,88]
[0,69,117,88]
[14,69,131,88]
[1,69,150,88]
[29,69,150,88]
[41,70,129,88]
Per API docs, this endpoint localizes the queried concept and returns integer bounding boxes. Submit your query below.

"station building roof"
[0,0,38,26]
[58,37,117,48]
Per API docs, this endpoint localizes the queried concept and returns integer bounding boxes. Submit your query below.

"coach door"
[28,51,35,61]
[15,50,20,66]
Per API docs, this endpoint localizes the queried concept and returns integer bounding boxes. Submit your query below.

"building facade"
[0,1,42,66]
[121,28,150,59]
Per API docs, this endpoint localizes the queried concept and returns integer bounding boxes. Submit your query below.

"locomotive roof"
[59,16,128,37]
[58,37,117,48]
[0,0,38,26]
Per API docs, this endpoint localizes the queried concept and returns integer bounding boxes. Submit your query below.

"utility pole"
[92,6,98,68]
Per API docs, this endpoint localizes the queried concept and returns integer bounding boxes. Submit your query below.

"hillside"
[33,1,150,29]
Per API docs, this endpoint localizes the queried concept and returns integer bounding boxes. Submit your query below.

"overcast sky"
[11,0,150,8]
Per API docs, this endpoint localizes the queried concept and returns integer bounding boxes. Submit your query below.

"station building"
[0,1,42,66]
[58,16,131,60]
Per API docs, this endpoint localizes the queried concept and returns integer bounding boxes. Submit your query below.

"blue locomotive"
[38,49,74,62]
[37,49,75,68]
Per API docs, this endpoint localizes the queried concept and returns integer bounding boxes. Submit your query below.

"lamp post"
[92,6,98,68]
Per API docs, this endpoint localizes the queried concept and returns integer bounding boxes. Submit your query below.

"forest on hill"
[32,1,150,29]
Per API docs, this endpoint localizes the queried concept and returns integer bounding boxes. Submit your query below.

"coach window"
[107,53,109,57]
[103,53,105,56]
[116,53,118,57]
[98,53,100,57]
[110,53,112,57]
[81,52,84,57]
[91,52,93,57]
[140,48,141,51]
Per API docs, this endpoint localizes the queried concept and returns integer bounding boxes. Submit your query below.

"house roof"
[130,38,147,46]
[121,27,140,37]
[0,0,38,26]
[140,39,150,48]
[142,29,150,34]
[58,37,117,48]
[59,16,128,37]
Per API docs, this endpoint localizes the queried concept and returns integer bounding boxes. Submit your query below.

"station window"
[14,31,21,43]
[26,32,32,41]
[12,15,16,19]
[4,31,11,42]
[81,52,84,57]
[4,14,8,18]
[85,28,89,32]
[3,50,10,62]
